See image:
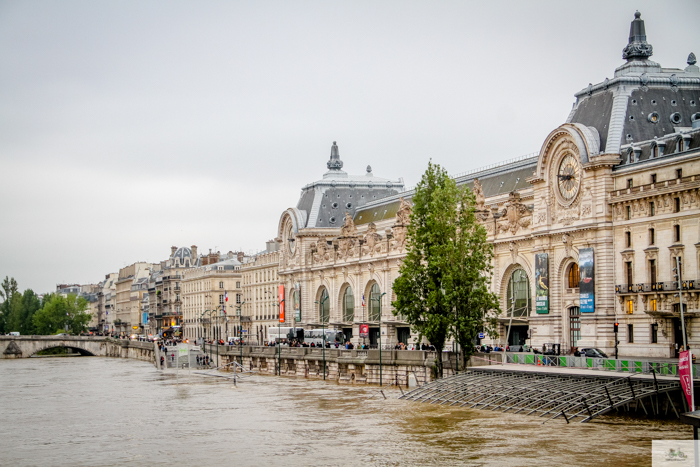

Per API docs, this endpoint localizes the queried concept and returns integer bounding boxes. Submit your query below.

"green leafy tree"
[392,162,500,378]
[392,162,457,378]
[33,293,92,335]
[445,187,501,369]
[0,276,19,333]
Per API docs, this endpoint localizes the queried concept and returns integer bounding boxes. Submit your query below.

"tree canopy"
[392,162,500,378]
[32,293,92,335]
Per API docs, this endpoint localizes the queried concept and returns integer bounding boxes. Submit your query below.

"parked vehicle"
[580,348,608,358]
[303,329,345,347]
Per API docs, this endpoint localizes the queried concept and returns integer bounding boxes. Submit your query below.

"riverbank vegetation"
[0,276,92,335]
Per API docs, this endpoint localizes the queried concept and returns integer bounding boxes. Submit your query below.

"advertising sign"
[142,312,149,325]
[579,248,595,313]
[293,283,301,322]
[359,324,369,338]
[680,350,695,411]
[278,284,285,323]
[535,253,549,314]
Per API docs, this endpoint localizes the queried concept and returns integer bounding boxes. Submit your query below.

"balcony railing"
[615,280,697,293]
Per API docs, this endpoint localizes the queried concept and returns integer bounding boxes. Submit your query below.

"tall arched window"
[318,288,330,324]
[343,287,354,322]
[369,283,381,321]
[568,263,580,289]
[506,269,530,318]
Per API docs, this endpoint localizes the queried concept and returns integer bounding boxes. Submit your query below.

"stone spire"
[327,141,343,170]
[689,53,697,66]
[622,11,653,61]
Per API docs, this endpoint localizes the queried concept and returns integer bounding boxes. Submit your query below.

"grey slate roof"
[566,12,700,156]
[295,142,404,228]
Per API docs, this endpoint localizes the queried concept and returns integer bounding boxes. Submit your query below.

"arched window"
[343,287,354,322]
[506,269,530,318]
[567,263,580,289]
[318,288,330,324]
[369,283,381,321]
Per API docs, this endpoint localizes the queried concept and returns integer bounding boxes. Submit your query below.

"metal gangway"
[400,368,682,423]
[194,361,258,386]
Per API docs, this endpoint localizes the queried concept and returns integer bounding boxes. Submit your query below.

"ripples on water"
[0,357,690,466]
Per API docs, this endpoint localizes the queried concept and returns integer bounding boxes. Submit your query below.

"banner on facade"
[535,253,549,314]
[680,350,695,411]
[278,284,285,323]
[359,324,369,338]
[579,248,595,313]
[293,282,301,322]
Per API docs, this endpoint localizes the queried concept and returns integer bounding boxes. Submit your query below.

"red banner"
[679,350,694,411]
[359,324,369,338]
[279,284,285,323]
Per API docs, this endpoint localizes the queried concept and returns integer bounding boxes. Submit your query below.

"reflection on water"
[0,357,690,466]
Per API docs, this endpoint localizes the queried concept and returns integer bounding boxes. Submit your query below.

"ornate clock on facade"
[286,225,296,256]
[556,154,580,202]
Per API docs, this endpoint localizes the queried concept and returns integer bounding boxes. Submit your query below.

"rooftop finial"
[622,11,653,61]
[689,52,697,66]
[327,141,343,171]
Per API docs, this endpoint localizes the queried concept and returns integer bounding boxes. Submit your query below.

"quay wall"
[207,346,460,386]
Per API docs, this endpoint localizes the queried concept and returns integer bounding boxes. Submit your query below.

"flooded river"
[0,357,690,466]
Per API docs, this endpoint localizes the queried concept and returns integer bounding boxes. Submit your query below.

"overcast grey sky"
[1,1,698,294]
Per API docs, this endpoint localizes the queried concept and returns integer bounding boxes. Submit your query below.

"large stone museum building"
[273,12,700,358]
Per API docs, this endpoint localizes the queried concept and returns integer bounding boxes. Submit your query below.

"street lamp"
[267,289,284,376]
[371,292,386,387]
[315,293,329,381]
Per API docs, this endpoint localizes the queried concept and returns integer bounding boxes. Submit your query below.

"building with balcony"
[181,251,243,342]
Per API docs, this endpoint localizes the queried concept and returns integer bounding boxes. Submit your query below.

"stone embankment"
[210,346,447,386]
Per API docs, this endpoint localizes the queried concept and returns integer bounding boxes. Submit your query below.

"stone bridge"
[0,336,155,363]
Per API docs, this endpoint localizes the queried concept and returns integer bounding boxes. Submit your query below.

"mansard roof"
[566,12,699,156]
[294,141,404,229]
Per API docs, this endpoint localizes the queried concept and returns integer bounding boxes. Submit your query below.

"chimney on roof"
[237,251,244,262]
[171,246,177,256]
[191,245,198,260]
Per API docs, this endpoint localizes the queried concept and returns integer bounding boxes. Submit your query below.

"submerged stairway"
[400,367,682,423]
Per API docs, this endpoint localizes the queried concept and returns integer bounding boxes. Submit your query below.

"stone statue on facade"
[395,197,411,226]
[473,178,486,211]
[362,222,383,256]
[497,192,533,235]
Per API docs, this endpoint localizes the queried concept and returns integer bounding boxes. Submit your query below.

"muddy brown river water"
[0,357,690,466]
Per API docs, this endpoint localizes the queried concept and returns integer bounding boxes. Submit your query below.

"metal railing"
[504,352,699,379]
[616,280,697,293]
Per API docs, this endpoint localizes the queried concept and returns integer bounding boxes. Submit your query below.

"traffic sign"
[478,332,485,339]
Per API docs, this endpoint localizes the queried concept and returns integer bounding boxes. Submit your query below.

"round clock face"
[286,226,296,255]
[557,154,580,201]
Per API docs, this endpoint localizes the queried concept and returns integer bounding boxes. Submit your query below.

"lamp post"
[371,292,386,387]
[236,300,246,364]
[315,293,329,381]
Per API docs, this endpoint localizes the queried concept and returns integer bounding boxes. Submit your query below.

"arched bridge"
[401,367,683,423]
[0,336,155,363]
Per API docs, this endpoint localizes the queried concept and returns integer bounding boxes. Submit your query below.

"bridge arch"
[28,343,98,357]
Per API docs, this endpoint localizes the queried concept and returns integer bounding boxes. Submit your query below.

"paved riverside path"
[401,365,683,423]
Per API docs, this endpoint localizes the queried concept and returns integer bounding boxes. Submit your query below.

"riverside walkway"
[400,364,683,423]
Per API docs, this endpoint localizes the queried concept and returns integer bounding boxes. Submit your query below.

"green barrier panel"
[586,358,593,368]
[621,360,629,372]
[660,363,669,375]
[604,359,615,371]
[512,355,518,364]
[559,357,567,367]
[525,354,534,365]
[634,361,643,373]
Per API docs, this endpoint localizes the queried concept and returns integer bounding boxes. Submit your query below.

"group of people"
[476,344,516,353]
